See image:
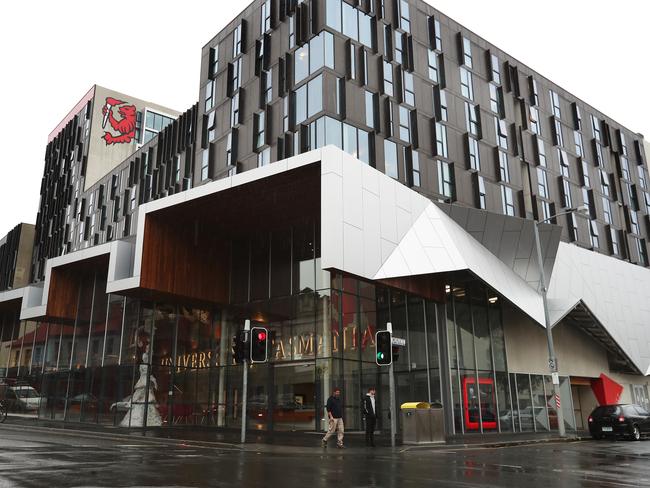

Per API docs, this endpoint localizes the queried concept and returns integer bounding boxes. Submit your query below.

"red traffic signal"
[250,326,269,363]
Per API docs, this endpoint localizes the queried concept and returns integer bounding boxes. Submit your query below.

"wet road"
[1,424,649,487]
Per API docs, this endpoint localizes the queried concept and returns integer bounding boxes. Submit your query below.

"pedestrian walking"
[322,387,344,448]
[363,387,377,447]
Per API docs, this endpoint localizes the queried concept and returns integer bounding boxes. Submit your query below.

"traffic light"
[250,327,269,363]
[375,330,392,365]
[232,330,247,364]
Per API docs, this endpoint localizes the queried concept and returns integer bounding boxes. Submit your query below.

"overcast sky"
[1,0,648,238]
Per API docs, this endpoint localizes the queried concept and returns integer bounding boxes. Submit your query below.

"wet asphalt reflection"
[1,426,650,487]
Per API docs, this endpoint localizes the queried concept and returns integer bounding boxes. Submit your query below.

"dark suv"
[588,404,650,441]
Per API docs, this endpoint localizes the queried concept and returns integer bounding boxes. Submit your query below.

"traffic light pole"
[240,319,250,444]
[387,322,396,448]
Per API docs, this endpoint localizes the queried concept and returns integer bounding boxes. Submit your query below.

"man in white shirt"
[363,387,377,447]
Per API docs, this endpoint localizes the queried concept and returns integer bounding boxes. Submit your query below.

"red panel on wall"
[591,373,623,405]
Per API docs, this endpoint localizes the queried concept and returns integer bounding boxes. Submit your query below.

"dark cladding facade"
[1,0,650,440]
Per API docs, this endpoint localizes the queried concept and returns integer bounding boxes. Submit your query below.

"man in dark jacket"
[322,388,344,448]
[363,387,377,446]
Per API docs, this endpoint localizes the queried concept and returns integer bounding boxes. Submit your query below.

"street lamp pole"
[533,205,589,437]
[532,220,566,437]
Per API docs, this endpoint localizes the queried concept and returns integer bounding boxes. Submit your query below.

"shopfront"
[0,265,578,436]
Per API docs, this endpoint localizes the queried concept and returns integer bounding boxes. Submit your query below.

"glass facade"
[0,227,576,436]
[444,281,574,434]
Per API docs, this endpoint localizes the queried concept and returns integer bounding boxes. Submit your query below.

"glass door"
[270,362,316,431]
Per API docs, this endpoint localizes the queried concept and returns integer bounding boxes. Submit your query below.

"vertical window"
[568,213,578,241]
[501,185,515,216]
[258,147,271,167]
[558,149,570,178]
[326,0,342,31]
[209,45,219,78]
[342,1,358,39]
[537,167,548,198]
[477,175,487,209]
[410,149,421,187]
[495,118,508,150]
[573,103,582,130]
[174,155,181,184]
[610,227,620,256]
[619,132,628,156]
[349,43,356,80]
[620,155,630,181]
[383,61,394,96]
[553,119,564,147]
[233,23,242,58]
[289,15,295,49]
[549,90,561,118]
[428,49,439,83]
[438,160,455,199]
[431,17,442,51]
[468,137,480,171]
[529,77,539,106]
[230,57,242,93]
[574,131,584,157]
[630,209,640,235]
[365,90,376,129]
[602,196,612,224]
[399,0,411,33]
[594,143,605,167]
[307,75,323,117]
[254,111,266,150]
[295,43,309,83]
[490,54,501,84]
[384,139,398,179]
[561,179,573,208]
[600,169,610,196]
[638,166,648,190]
[529,106,540,135]
[464,102,480,137]
[230,93,240,127]
[294,31,335,84]
[581,159,591,187]
[498,151,510,182]
[207,110,216,143]
[398,106,411,143]
[436,88,448,121]
[261,0,271,34]
[489,84,503,116]
[361,49,369,84]
[461,36,472,68]
[204,80,214,111]
[261,70,272,106]
[435,122,448,158]
[201,149,209,181]
[226,132,235,170]
[637,238,648,266]
[459,67,473,100]
[394,31,404,64]
[283,97,289,132]
[591,114,602,142]
[403,71,415,106]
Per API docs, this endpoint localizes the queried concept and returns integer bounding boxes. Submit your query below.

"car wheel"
[631,425,641,441]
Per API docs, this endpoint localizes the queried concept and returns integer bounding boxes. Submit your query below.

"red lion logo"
[102,97,137,145]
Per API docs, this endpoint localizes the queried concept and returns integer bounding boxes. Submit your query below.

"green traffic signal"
[375,330,392,366]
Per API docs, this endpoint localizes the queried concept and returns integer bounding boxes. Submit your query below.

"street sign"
[551,372,560,385]
[391,337,406,346]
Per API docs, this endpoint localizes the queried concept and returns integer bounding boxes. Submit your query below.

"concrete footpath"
[0,415,584,454]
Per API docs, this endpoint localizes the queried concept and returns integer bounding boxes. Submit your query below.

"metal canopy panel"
[548,242,650,375]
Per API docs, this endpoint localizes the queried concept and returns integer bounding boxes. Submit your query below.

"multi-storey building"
[1,0,649,439]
